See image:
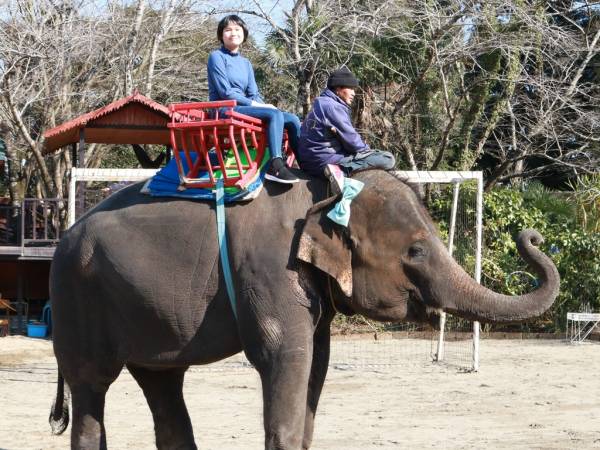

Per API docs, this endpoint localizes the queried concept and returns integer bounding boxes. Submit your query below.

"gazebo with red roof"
[43,91,173,166]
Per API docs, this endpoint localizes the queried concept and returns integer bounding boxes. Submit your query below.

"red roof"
[43,92,173,154]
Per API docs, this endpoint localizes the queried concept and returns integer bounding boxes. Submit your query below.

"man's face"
[335,87,356,106]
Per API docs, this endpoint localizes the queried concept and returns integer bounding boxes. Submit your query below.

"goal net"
[68,168,159,226]
[68,168,483,372]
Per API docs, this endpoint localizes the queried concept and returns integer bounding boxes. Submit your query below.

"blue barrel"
[27,321,47,338]
[42,301,52,334]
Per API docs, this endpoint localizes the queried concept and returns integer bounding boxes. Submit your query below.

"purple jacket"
[297,89,370,176]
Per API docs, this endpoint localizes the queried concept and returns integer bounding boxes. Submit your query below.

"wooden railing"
[0,204,20,246]
[0,198,63,257]
[21,198,62,245]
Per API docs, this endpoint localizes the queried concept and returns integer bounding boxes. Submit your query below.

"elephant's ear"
[297,196,353,297]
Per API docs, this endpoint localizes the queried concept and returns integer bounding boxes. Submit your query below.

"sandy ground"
[1,335,600,449]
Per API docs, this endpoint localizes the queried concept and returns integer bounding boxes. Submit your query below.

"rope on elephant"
[216,178,238,319]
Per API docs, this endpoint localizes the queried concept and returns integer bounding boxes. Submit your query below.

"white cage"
[566,312,600,344]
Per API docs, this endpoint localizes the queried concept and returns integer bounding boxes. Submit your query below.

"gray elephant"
[48,169,559,450]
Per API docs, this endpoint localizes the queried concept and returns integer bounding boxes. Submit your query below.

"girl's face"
[222,22,245,52]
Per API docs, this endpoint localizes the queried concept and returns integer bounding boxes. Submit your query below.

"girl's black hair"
[217,15,249,44]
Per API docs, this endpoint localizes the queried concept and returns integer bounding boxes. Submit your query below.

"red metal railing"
[168,100,266,189]
[168,100,294,190]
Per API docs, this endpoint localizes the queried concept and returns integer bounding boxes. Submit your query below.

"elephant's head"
[297,170,559,324]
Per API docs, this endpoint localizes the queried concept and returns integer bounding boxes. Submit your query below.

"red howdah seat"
[168,100,295,190]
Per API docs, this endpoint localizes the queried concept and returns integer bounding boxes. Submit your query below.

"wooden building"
[0,92,172,333]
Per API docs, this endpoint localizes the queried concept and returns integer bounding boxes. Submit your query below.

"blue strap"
[215,179,238,319]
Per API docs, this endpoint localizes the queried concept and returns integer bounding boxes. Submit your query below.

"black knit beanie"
[327,67,359,89]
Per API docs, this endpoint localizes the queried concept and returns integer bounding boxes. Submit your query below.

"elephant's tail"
[49,371,70,435]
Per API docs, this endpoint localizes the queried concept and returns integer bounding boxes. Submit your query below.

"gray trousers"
[337,149,395,174]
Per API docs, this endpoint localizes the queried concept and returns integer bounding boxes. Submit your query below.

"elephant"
[48,169,559,450]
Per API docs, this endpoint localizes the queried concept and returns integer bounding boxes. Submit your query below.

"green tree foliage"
[432,182,600,332]
[568,175,600,233]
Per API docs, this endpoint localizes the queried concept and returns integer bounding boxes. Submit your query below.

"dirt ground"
[1,335,600,450]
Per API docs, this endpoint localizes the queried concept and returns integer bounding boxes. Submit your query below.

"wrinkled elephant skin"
[49,170,559,449]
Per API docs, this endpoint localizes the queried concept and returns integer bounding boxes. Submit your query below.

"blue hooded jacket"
[297,89,370,176]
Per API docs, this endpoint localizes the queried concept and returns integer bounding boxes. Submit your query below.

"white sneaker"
[324,164,344,194]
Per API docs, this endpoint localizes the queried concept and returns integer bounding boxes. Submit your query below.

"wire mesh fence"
[429,179,479,370]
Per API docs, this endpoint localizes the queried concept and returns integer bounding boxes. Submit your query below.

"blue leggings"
[234,106,301,159]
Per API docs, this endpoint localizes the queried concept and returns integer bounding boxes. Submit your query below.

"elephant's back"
[54,177,322,280]
[57,182,222,283]
[53,177,325,296]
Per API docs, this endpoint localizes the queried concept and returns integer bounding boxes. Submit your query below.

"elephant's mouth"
[406,290,441,329]
[334,294,357,316]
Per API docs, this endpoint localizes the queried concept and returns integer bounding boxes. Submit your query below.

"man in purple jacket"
[297,67,395,180]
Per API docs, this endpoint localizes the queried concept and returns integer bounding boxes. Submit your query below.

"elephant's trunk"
[433,229,560,323]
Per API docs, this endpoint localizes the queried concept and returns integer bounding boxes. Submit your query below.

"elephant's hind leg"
[127,365,197,450]
[63,357,123,449]
[70,382,112,450]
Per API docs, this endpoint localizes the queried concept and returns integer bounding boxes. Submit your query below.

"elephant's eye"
[408,243,427,259]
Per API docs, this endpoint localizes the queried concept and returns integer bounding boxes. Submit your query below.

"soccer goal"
[68,168,483,372]
[68,168,159,226]
[328,171,483,372]
[400,170,482,372]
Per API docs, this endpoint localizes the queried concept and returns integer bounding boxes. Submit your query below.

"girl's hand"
[251,100,277,109]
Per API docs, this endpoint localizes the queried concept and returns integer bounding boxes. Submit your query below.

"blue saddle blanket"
[142,150,268,202]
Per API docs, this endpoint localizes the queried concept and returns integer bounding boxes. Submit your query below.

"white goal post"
[393,170,483,372]
[68,168,159,227]
[68,168,483,371]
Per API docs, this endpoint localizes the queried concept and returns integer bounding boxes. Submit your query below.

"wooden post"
[78,128,86,167]
[71,142,77,167]
[16,271,25,334]
[76,128,86,221]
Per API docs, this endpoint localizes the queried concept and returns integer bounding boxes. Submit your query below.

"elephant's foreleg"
[127,365,196,450]
[70,383,109,450]
[241,311,314,450]
[302,319,332,449]
[255,342,313,450]
[238,285,318,449]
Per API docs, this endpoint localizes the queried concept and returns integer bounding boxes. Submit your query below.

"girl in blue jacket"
[207,15,300,184]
